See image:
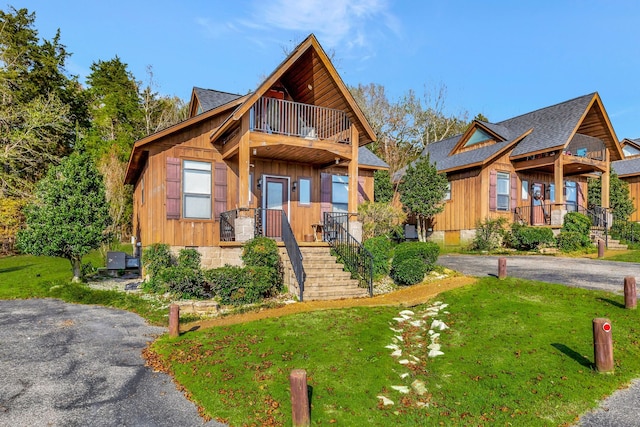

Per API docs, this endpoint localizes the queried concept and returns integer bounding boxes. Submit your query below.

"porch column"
[552,151,565,226]
[238,114,251,208]
[348,124,359,213]
[601,149,610,208]
[348,124,362,242]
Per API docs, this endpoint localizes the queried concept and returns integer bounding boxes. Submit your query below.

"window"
[548,183,555,203]
[496,172,510,211]
[521,180,528,200]
[183,160,211,219]
[332,175,349,212]
[299,178,311,206]
[464,128,492,147]
[444,182,451,200]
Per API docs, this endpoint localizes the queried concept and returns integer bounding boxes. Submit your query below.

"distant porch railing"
[250,97,351,143]
[219,208,305,301]
[323,212,373,296]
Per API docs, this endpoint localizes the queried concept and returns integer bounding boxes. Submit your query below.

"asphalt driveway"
[438,254,639,294]
[0,299,223,427]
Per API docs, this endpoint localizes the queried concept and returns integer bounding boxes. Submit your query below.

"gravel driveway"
[438,254,639,294]
[0,299,223,427]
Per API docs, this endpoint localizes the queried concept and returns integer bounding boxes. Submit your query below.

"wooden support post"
[498,257,507,279]
[593,318,614,373]
[289,369,310,427]
[624,276,637,309]
[598,239,605,258]
[169,304,180,338]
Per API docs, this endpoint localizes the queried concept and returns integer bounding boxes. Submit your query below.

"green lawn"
[602,249,640,263]
[151,277,640,426]
[0,249,167,324]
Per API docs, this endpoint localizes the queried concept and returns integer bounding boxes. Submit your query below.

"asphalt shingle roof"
[359,146,389,168]
[193,87,243,112]
[612,158,640,176]
[416,93,598,174]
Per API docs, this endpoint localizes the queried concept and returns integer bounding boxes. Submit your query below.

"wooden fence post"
[169,304,180,338]
[593,318,614,373]
[290,369,310,426]
[598,239,605,258]
[624,276,637,309]
[498,257,507,279]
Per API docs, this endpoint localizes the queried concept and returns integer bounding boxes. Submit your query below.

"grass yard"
[150,277,640,426]
[601,249,640,263]
[0,249,167,324]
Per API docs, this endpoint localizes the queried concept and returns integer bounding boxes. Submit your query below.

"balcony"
[250,97,352,144]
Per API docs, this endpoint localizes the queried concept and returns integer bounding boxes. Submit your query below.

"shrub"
[560,212,592,249]
[509,223,555,251]
[556,232,587,253]
[142,243,173,279]
[470,217,507,251]
[363,236,393,279]
[159,266,208,299]
[358,201,406,240]
[205,265,276,306]
[242,237,283,288]
[390,241,439,284]
[391,258,427,286]
[177,248,201,270]
[611,220,640,244]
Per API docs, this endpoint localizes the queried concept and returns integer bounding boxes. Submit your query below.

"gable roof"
[414,92,622,175]
[192,87,243,114]
[359,146,389,169]
[612,157,640,177]
[208,34,376,146]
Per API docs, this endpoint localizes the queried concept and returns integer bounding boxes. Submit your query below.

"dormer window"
[464,128,493,147]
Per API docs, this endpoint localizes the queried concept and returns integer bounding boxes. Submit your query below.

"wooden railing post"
[169,304,180,338]
[624,276,637,309]
[290,369,310,426]
[498,257,507,279]
[593,318,614,373]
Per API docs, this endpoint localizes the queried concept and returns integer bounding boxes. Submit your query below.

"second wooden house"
[402,93,623,246]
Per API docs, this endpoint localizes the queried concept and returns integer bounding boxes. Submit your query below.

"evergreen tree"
[398,155,449,241]
[17,152,111,281]
[373,170,394,203]
[588,171,635,221]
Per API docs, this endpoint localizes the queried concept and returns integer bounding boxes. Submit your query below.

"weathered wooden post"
[624,276,637,309]
[169,304,180,338]
[289,369,310,426]
[592,318,614,373]
[597,239,605,258]
[498,257,507,279]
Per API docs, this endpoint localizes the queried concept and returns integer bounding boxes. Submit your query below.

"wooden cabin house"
[124,34,388,300]
[612,138,640,222]
[401,93,623,246]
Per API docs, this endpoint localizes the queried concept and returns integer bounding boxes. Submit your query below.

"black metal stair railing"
[279,210,305,302]
[323,212,373,297]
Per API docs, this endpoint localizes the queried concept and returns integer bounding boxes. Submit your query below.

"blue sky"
[16,0,640,139]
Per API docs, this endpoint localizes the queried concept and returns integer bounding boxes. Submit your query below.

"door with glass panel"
[264,176,288,238]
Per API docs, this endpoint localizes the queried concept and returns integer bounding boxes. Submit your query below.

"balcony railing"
[250,97,351,143]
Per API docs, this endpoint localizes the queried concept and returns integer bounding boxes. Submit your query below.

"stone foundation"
[234,216,255,242]
[169,246,244,269]
[427,231,445,246]
[348,221,363,243]
[460,229,476,246]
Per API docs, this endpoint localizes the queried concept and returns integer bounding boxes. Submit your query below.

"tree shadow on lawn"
[596,297,625,309]
[551,343,594,369]
[0,264,34,274]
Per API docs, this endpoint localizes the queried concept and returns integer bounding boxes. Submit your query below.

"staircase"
[590,229,628,250]
[280,246,369,301]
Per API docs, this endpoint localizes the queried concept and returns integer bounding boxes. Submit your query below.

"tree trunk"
[71,257,82,282]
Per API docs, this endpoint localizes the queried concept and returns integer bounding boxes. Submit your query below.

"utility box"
[107,252,126,270]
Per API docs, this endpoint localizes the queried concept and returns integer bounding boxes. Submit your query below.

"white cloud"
[250,0,398,49]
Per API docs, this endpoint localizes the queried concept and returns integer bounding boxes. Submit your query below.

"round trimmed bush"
[509,223,555,251]
[391,258,427,285]
[392,241,439,272]
[556,231,588,252]
[159,266,208,299]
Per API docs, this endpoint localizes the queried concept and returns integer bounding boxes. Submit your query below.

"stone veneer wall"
[169,246,244,269]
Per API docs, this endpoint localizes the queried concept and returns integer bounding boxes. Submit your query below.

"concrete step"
[305,278,360,288]
[302,289,369,301]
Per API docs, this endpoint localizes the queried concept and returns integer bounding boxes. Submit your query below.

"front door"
[264,176,289,238]
[531,182,546,225]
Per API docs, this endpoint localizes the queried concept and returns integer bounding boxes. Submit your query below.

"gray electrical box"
[107,252,126,270]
